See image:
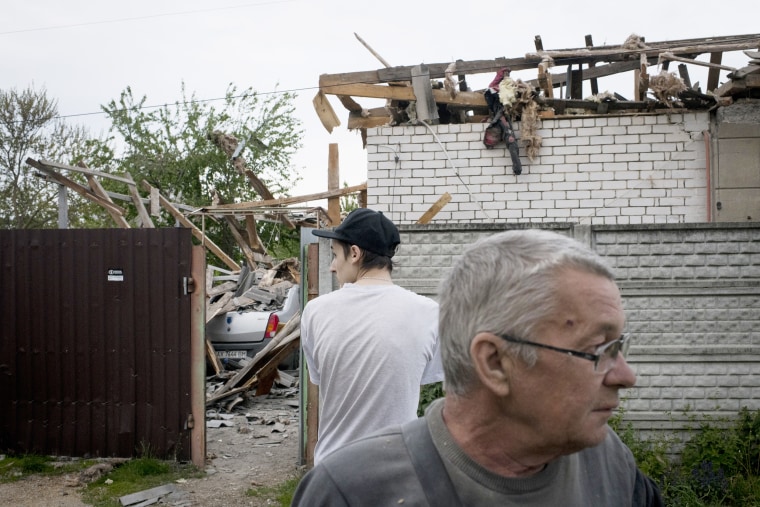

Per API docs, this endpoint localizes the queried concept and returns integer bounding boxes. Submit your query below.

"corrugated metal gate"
[0,228,203,462]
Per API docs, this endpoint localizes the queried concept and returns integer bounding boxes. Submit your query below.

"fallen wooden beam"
[38,158,135,185]
[416,193,452,224]
[320,81,487,107]
[126,183,155,228]
[86,174,131,228]
[213,189,267,269]
[206,339,222,376]
[254,338,301,396]
[200,183,368,212]
[26,159,126,217]
[210,312,301,400]
[313,90,341,133]
[140,180,240,271]
[658,52,736,72]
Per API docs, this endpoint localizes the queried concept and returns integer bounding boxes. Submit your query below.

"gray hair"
[438,229,616,396]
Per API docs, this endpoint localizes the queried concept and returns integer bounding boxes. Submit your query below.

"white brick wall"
[365,112,711,225]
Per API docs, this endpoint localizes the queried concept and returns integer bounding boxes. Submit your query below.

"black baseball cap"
[312,208,400,257]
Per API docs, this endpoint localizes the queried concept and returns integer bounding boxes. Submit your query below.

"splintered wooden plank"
[537,62,553,99]
[327,144,341,226]
[226,214,258,269]
[201,183,367,211]
[38,158,135,185]
[585,34,599,96]
[322,82,487,107]
[149,186,160,216]
[26,159,126,216]
[659,52,736,72]
[212,314,301,398]
[707,52,724,92]
[347,109,391,130]
[207,281,237,297]
[126,183,155,228]
[206,339,222,376]
[140,180,240,271]
[86,174,131,228]
[416,193,452,224]
[244,215,270,259]
[206,292,233,323]
[337,94,364,113]
[313,90,341,133]
[254,338,300,396]
[209,131,295,229]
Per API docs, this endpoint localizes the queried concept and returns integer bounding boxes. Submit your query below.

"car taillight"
[264,313,279,339]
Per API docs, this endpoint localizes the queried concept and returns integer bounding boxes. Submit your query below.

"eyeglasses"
[497,333,630,373]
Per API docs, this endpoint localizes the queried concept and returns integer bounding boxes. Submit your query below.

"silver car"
[207,284,300,367]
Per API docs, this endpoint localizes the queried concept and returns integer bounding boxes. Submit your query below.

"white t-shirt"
[301,283,443,464]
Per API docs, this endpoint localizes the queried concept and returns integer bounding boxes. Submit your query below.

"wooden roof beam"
[200,182,368,212]
[318,34,760,87]
[320,82,486,107]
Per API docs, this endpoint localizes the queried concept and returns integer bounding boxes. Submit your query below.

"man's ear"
[470,332,512,397]
[349,245,363,263]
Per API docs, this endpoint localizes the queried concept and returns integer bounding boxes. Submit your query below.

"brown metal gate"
[0,228,204,462]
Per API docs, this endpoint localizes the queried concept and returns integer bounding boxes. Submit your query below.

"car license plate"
[216,350,248,359]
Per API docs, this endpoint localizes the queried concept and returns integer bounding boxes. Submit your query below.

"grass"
[0,454,97,482]
[246,474,303,506]
[0,453,203,507]
[81,457,203,507]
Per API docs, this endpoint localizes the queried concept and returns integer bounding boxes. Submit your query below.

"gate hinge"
[182,277,196,295]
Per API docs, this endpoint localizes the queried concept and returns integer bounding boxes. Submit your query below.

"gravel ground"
[0,388,303,507]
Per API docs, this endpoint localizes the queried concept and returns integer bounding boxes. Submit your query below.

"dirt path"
[0,388,303,507]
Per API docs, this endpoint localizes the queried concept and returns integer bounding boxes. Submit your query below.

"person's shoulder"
[303,287,347,312]
[314,425,410,483]
[317,425,406,467]
[392,285,439,306]
[323,425,405,461]
[294,424,427,506]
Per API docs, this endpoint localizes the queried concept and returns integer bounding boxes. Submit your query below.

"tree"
[0,86,103,229]
[97,83,303,262]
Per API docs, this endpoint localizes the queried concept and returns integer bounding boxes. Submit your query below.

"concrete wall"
[365,112,711,226]
[348,106,759,441]
[388,222,760,439]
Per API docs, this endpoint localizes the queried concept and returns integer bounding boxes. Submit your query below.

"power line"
[53,84,319,122]
[49,67,495,123]
[0,0,296,36]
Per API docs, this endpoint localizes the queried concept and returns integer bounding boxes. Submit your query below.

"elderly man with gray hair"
[292,228,662,507]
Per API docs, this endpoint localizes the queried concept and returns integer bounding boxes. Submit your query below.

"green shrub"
[609,411,674,483]
[418,382,444,416]
[612,406,760,506]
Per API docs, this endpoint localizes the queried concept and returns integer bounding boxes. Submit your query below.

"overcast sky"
[4,0,758,205]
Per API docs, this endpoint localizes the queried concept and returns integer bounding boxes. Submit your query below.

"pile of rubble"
[206,257,300,322]
[204,257,302,409]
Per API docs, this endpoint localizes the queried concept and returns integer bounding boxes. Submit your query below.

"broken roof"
[315,33,760,132]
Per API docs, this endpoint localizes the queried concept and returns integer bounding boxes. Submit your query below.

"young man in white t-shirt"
[302,208,443,464]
